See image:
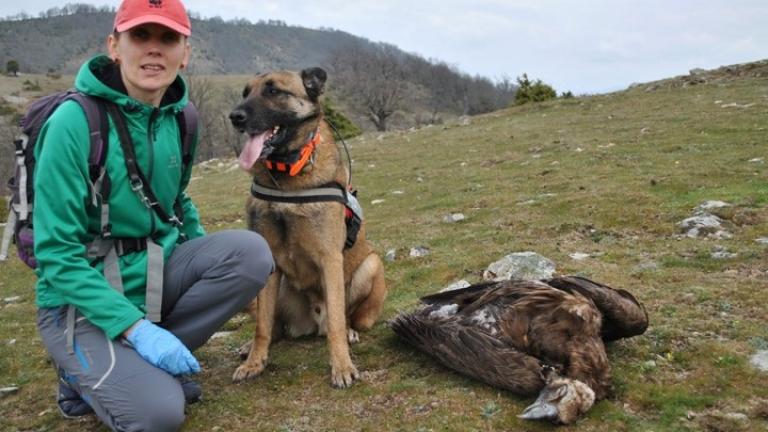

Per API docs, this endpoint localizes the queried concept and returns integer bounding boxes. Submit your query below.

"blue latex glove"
[125,319,200,376]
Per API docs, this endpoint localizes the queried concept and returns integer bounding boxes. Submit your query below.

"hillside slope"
[1,61,766,431]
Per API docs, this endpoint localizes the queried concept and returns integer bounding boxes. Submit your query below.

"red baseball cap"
[114,0,191,36]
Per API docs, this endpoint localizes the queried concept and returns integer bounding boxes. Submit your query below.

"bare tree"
[185,73,217,161]
[326,43,411,131]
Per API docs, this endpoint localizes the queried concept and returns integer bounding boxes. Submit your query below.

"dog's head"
[230,67,327,171]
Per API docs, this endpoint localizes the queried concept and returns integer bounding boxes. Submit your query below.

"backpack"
[0,90,198,268]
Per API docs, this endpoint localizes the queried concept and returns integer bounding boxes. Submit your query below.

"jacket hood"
[75,54,189,113]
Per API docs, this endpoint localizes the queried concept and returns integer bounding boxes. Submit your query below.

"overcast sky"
[2,1,767,94]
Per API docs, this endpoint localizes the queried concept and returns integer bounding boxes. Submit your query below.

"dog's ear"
[242,84,252,99]
[301,67,327,101]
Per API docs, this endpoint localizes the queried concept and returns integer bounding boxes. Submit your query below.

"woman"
[33,0,273,430]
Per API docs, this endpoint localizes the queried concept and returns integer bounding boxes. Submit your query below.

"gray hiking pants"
[37,229,274,432]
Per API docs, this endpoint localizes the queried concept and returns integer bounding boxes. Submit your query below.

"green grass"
[2,65,768,431]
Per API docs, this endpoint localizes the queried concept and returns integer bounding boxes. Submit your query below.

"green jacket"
[34,55,205,339]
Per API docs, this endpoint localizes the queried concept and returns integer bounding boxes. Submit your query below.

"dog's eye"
[264,85,280,96]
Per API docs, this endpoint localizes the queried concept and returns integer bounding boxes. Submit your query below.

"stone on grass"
[442,213,465,223]
[569,252,591,261]
[409,247,430,258]
[3,297,21,304]
[483,252,556,281]
[751,350,768,372]
[755,238,768,245]
[384,249,397,262]
[633,261,660,272]
[440,280,471,293]
[0,387,19,399]
[678,214,727,238]
[694,200,731,214]
[711,246,737,260]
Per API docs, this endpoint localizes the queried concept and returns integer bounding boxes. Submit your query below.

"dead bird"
[390,276,648,424]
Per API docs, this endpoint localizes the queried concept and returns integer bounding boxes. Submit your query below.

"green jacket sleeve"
[33,101,143,339]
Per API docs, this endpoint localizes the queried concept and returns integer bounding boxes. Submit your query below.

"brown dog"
[229,68,387,388]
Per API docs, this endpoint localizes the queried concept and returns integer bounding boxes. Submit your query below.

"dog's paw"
[238,341,253,360]
[330,362,359,388]
[232,359,267,383]
[347,328,360,344]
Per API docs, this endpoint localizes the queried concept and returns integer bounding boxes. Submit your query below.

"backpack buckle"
[130,178,143,192]
[168,215,184,228]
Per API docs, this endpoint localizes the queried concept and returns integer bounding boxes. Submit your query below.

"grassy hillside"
[1,63,767,431]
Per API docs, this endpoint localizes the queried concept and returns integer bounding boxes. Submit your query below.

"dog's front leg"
[322,256,359,388]
[233,271,281,382]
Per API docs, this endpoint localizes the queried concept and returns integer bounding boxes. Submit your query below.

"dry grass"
[1,65,767,431]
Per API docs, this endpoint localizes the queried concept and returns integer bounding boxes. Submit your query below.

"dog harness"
[250,180,363,249]
[263,127,321,176]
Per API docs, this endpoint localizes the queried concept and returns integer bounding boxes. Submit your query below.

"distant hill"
[0,4,516,129]
[0,8,363,75]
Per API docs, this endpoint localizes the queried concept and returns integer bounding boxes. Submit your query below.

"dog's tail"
[350,254,387,331]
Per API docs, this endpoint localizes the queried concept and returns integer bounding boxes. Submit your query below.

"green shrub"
[323,97,362,140]
[514,73,557,105]
[22,79,42,91]
[0,99,16,116]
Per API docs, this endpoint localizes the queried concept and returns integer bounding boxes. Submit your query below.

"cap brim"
[115,15,191,36]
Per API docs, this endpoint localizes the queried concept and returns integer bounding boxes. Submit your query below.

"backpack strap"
[177,103,198,167]
[172,103,198,234]
[104,103,181,229]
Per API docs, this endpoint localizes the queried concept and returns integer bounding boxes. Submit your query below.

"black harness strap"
[105,103,180,227]
[250,180,347,205]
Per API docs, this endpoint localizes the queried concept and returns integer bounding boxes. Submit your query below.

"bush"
[0,99,16,116]
[323,98,362,140]
[22,79,42,91]
[514,73,557,105]
[0,196,6,223]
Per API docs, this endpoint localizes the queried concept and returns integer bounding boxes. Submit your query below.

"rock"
[391,190,404,195]
[384,249,397,262]
[0,387,19,399]
[409,247,430,258]
[569,252,591,261]
[755,237,768,245]
[721,102,755,109]
[751,350,768,372]
[694,200,731,214]
[678,214,726,237]
[442,213,465,223]
[483,252,556,281]
[210,331,233,340]
[689,68,706,75]
[3,297,21,304]
[371,199,385,205]
[633,261,659,272]
[440,280,471,292]
[711,246,737,260]
[748,157,764,164]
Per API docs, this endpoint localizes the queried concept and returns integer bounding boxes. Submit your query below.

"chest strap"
[250,180,347,204]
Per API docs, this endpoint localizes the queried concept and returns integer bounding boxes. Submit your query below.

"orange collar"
[263,127,321,176]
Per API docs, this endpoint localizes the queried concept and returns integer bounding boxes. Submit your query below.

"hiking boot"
[56,368,94,418]
[177,376,202,405]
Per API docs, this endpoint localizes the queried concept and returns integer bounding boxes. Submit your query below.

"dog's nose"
[229,109,247,128]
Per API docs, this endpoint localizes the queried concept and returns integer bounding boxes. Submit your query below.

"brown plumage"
[390,276,648,424]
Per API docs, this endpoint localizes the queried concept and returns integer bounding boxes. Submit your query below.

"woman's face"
[107,23,190,107]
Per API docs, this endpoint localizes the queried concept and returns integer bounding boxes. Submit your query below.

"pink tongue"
[238,131,269,171]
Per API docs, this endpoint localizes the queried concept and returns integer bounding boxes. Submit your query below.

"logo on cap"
[149,0,163,7]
